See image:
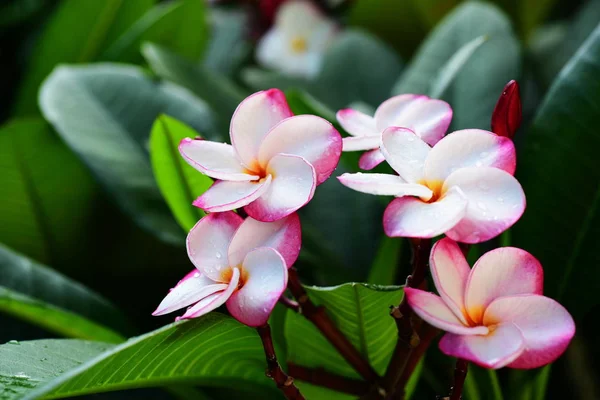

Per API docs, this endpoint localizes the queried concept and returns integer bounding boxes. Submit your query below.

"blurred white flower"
[256,1,338,78]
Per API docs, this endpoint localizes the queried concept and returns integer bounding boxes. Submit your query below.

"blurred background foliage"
[0,0,599,399]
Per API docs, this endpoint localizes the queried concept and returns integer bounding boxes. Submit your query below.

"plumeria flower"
[256,1,338,78]
[153,212,301,326]
[337,94,452,170]
[180,89,342,222]
[405,238,575,369]
[338,128,525,243]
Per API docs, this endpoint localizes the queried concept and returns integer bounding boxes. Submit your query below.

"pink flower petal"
[181,267,240,319]
[193,176,272,213]
[245,154,316,221]
[227,248,288,327]
[336,108,377,137]
[359,148,386,170]
[380,127,430,183]
[342,135,380,151]
[375,94,452,146]
[257,115,342,184]
[430,238,471,325]
[337,173,432,198]
[405,288,488,335]
[442,167,526,244]
[186,212,243,282]
[228,214,301,268]
[383,187,468,238]
[178,139,258,181]
[484,295,575,369]
[424,129,516,183]
[465,247,543,324]
[230,89,293,167]
[439,323,525,369]
[152,270,227,316]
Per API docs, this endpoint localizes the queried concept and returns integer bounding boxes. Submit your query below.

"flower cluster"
[154,85,573,372]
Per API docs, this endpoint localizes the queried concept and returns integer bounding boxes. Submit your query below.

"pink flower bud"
[491,80,522,139]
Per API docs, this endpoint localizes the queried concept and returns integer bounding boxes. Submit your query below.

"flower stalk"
[449,359,469,400]
[287,363,371,396]
[257,323,305,400]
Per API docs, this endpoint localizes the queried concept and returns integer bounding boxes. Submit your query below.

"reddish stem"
[287,268,380,383]
[288,363,371,396]
[257,324,305,400]
[449,359,469,400]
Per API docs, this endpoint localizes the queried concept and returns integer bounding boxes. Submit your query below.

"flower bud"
[491,80,522,139]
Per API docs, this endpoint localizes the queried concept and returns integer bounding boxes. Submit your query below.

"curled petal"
[230,89,293,167]
[186,212,243,282]
[227,248,288,327]
[152,270,227,316]
[430,238,471,324]
[193,176,272,213]
[337,173,432,198]
[178,139,258,181]
[404,288,488,335]
[375,94,452,146]
[245,154,316,222]
[484,295,575,369]
[465,247,543,324]
[491,80,522,139]
[258,115,342,184]
[359,149,386,170]
[181,268,240,319]
[443,167,526,244]
[336,108,377,137]
[424,129,516,183]
[383,187,468,238]
[439,323,525,369]
[380,127,430,183]
[342,135,380,151]
[228,214,301,268]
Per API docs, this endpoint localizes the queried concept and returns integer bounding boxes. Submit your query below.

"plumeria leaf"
[285,283,413,397]
[513,24,600,322]
[0,314,275,400]
[150,115,212,232]
[0,119,96,266]
[0,244,128,342]
[203,8,251,76]
[39,64,216,245]
[13,0,154,115]
[142,42,248,135]
[393,2,520,131]
[367,236,402,285]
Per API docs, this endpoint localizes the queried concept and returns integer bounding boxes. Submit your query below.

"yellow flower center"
[290,36,308,53]
[417,179,444,202]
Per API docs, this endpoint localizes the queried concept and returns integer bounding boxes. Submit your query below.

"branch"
[287,268,380,383]
[288,363,371,396]
[257,324,305,400]
[449,359,469,400]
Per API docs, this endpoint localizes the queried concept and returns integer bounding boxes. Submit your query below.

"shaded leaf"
[367,237,402,285]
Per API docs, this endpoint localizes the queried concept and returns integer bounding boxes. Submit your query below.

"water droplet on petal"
[193,272,200,278]
[216,252,222,259]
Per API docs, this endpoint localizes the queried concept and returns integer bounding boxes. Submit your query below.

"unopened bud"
[491,80,522,139]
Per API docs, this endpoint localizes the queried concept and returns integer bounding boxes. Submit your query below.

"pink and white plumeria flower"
[256,1,338,78]
[338,128,525,243]
[153,212,301,327]
[337,94,452,170]
[405,238,575,369]
[180,89,342,222]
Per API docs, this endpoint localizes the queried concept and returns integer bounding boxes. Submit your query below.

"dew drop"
[407,136,415,142]
[216,252,222,259]
[193,272,200,278]
[7,340,19,345]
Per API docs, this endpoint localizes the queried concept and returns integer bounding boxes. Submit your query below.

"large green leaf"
[150,115,212,232]
[13,0,154,115]
[367,237,402,285]
[0,314,274,400]
[0,244,128,342]
[142,42,248,135]
[285,283,403,398]
[0,119,96,265]
[393,2,520,131]
[39,64,216,245]
[512,25,600,321]
[203,8,250,76]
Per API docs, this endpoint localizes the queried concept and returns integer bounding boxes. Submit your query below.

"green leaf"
[393,2,520,131]
[101,0,209,63]
[13,0,154,115]
[39,63,216,245]
[203,8,251,76]
[142,42,248,135]
[463,365,503,400]
[150,115,212,232]
[0,244,128,342]
[367,237,402,285]
[285,283,403,383]
[0,314,274,400]
[512,25,600,321]
[0,119,97,265]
